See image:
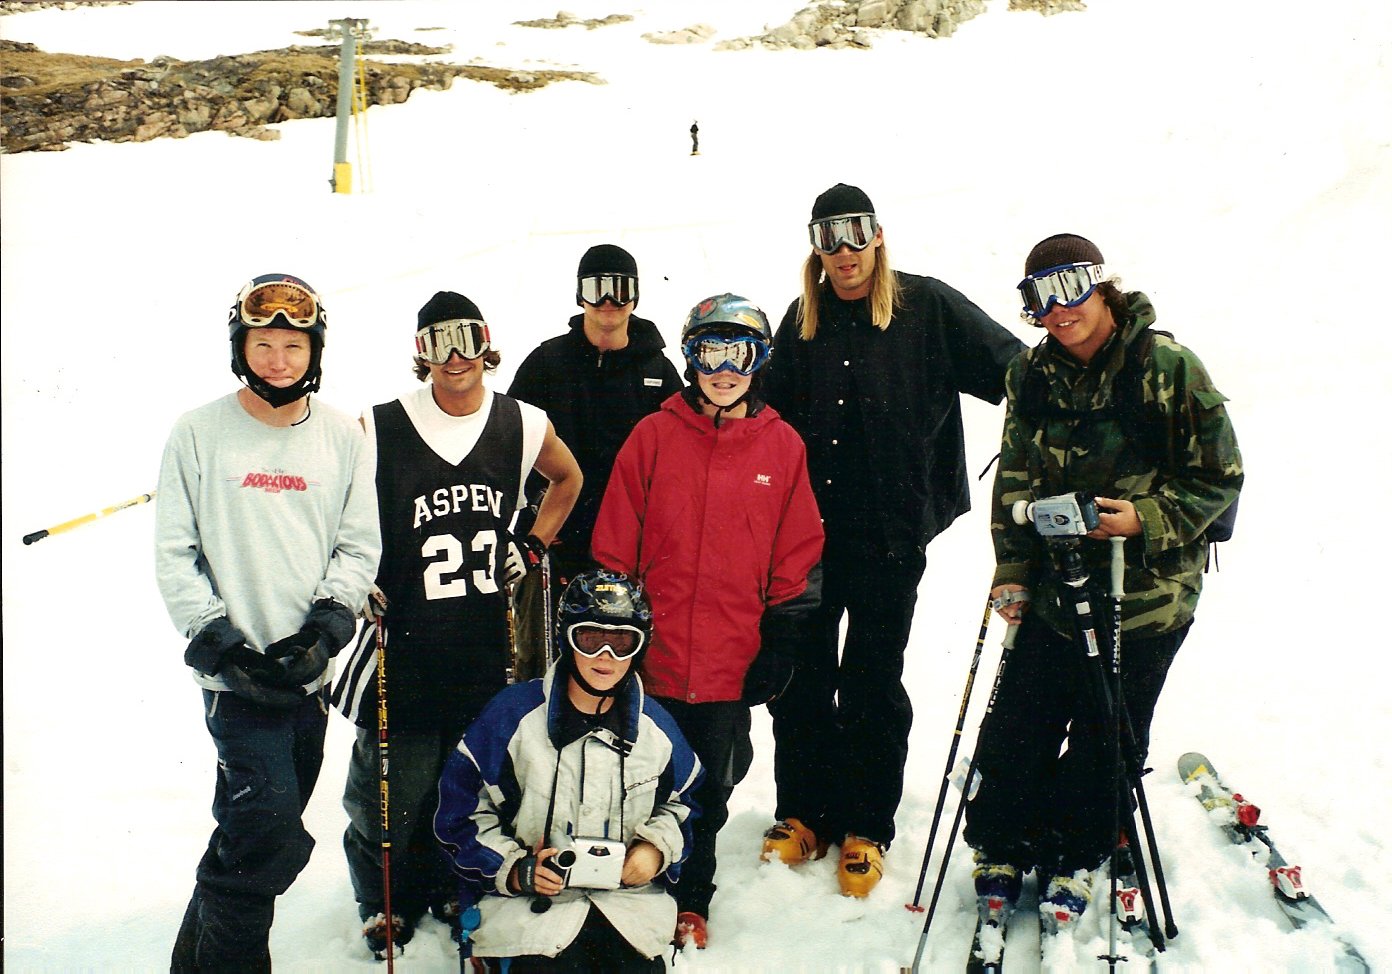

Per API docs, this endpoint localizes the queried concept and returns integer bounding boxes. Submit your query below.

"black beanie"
[417,291,483,331]
[811,183,875,220]
[1024,234,1105,276]
[576,244,638,279]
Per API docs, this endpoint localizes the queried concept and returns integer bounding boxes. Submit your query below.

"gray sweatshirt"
[155,393,381,692]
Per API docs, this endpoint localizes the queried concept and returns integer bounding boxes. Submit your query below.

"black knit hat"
[417,291,483,331]
[576,244,638,279]
[811,183,875,220]
[1024,234,1105,276]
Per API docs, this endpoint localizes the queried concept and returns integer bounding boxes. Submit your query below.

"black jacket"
[763,272,1024,561]
[507,313,682,560]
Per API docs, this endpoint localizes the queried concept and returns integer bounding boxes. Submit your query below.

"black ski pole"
[907,596,994,912]
[908,619,1022,973]
[374,616,396,972]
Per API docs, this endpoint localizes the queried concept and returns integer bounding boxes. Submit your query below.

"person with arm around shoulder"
[158,273,381,971]
[758,184,1025,896]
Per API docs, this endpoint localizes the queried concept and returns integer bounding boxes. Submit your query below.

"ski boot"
[361,911,413,960]
[1039,870,1093,935]
[760,817,827,865]
[430,896,464,941]
[837,835,885,897]
[674,911,708,950]
[971,854,1022,925]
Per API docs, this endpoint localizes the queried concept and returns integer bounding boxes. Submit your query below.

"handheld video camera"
[1012,491,1101,539]
[549,835,627,890]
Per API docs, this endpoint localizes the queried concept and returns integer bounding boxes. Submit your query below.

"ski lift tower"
[329,17,371,193]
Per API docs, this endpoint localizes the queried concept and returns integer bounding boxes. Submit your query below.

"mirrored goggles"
[579,274,638,307]
[1018,263,1107,320]
[808,213,878,254]
[238,280,319,328]
[415,318,492,364]
[566,622,646,661]
[683,334,770,376]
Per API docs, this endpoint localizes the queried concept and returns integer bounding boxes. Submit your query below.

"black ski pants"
[656,698,753,918]
[343,725,458,922]
[171,689,327,972]
[963,613,1188,875]
[769,548,925,847]
[478,905,664,972]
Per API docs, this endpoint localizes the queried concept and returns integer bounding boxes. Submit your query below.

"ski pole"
[540,549,556,670]
[909,619,1022,973]
[22,490,156,545]
[1105,537,1125,971]
[906,596,994,912]
[374,617,396,972]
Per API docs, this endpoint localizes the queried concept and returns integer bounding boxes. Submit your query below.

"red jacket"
[592,393,824,704]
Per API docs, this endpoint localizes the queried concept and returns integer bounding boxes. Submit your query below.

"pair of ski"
[963,753,1371,972]
[965,869,1158,972]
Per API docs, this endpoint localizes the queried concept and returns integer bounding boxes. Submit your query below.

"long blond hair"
[796,238,902,340]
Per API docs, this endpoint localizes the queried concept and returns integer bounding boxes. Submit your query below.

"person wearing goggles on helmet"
[966,233,1242,930]
[161,274,381,971]
[332,289,582,960]
[592,294,825,950]
[434,569,702,971]
[506,245,682,686]
[759,183,1024,899]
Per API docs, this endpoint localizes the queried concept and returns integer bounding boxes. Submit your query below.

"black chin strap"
[683,385,752,429]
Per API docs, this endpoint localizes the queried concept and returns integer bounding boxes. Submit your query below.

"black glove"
[184,618,250,677]
[741,570,821,706]
[262,631,331,688]
[303,598,357,653]
[514,851,568,896]
[221,658,309,712]
[503,533,547,587]
[742,641,796,706]
[260,599,356,688]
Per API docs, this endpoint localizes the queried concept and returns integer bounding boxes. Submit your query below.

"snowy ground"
[3,1,1391,970]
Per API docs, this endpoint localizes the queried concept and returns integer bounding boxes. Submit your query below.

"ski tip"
[1177,751,1216,783]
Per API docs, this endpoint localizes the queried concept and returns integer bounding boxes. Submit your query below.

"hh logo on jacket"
[755,474,772,486]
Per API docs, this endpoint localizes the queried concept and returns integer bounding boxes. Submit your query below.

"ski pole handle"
[1110,536,1126,598]
[23,490,157,545]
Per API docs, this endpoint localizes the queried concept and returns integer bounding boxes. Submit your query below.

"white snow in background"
[2,1,1390,970]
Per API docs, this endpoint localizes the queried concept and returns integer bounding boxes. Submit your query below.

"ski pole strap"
[1110,537,1126,598]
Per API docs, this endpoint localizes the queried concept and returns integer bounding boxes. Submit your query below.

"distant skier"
[159,273,380,971]
[965,234,1243,930]
[690,121,699,155]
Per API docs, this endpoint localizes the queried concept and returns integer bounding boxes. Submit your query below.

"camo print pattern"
[991,292,1243,636]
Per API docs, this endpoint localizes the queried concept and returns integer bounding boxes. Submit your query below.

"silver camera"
[551,835,627,890]
[1012,492,1101,538]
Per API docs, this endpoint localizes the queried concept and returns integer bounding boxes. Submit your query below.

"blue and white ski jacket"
[435,664,703,959]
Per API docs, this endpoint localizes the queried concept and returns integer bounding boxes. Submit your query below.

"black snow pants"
[171,689,327,972]
[963,612,1188,874]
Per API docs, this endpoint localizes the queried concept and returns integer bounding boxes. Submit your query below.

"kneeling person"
[435,570,703,971]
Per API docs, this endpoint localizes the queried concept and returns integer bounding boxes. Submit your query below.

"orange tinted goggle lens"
[241,283,317,327]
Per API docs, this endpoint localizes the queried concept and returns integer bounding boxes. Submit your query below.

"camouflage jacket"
[991,292,1243,637]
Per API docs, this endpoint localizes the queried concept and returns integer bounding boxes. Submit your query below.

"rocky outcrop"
[0,39,602,153]
[1009,0,1088,14]
[718,0,991,51]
